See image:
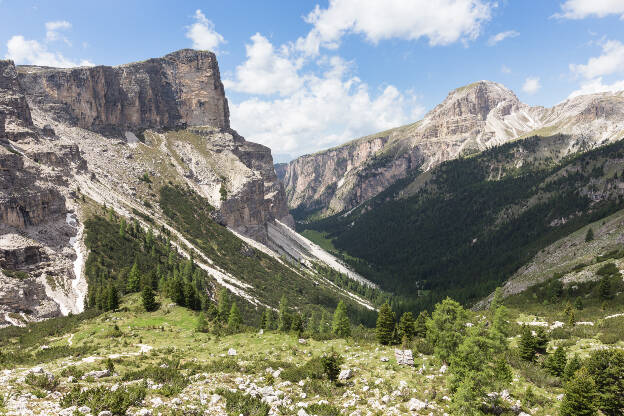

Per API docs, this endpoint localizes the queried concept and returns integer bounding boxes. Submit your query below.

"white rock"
[338,369,353,381]
[211,394,222,404]
[380,357,389,362]
[78,406,91,414]
[228,348,237,356]
[407,398,427,411]
[98,412,113,416]
[298,338,307,345]
[297,409,308,416]
[136,409,152,416]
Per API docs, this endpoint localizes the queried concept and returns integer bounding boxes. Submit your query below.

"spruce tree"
[490,287,503,311]
[196,312,209,333]
[585,227,594,242]
[534,326,549,354]
[519,325,536,361]
[141,285,157,312]
[489,305,511,351]
[278,295,291,332]
[584,349,624,415]
[564,354,583,382]
[375,302,395,345]
[127,262,141,292]
[119,218,126,239]
[291,313,304,335]
[318,310,331,334]
[599,276,612,300]
[414,310,429,338]
[217,288,230,323]
[560,368,597,416]
[228,302,242,331]
[574,297,583,310]
[107,284,119,311]
[332,301,351,337]
[397,312,416,342]
[545,346,567,377]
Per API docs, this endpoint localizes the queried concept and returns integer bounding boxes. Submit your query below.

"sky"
[1,1,624,161]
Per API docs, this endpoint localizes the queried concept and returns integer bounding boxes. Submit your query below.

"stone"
[228,348,237,356]
[136,409,152,416]
[298,338,307,344]
[407,398,427,411]
[98,412,113,416]
[338,369,353,381]
[395,349,414,366]
[83,369,111,379]
[297,409,308,416]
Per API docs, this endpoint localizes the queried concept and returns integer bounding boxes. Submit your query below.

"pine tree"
[228,302,242,332]
[261,308,272,330]
[489,305,511,351]
[599,276,612,300]
[490,287,503,311]
[426,298,468,362]
[319,310,331,334]
[449,372,485,416]
[196,312,209,333]
[278,295,291,332]
[127,262,140,292]
[534,326,549,354]
[568,310,576,326]
[332,301,351,337]
[584,349,624,415]
[545,346,567,377]
[107,284,119,311]
[217,288,230,323]
[375,302,396,345]
[414,310,429,338]
[560,368,597,416]
[397,312,416,342]
[585,227,594,242]
[574,297,583,310]
[291,313,304,335]
[564,354,583,381]
[119,218,126,239]
[141,285,157,312]
[519,325,536,361]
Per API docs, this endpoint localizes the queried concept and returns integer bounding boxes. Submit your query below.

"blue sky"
[2,0,624,160]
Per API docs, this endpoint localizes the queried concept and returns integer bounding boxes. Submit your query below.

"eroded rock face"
[0,59,34,141]
[17,49,229,134]
[282,81,624,217]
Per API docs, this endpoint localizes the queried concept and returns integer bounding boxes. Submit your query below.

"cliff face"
[0,50,298,326]
[282,81,624,217]
[17,49,229,134]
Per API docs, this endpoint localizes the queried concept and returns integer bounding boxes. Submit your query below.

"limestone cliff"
[282,81,624,217]
[17,49,229,134]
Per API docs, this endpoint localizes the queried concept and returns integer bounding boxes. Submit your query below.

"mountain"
[0,50,377,327]
[282,81,624,218]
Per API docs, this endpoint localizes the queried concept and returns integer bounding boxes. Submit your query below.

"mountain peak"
[428,80,519,121]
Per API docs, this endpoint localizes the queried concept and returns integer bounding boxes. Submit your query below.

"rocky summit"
[282,81,624,217]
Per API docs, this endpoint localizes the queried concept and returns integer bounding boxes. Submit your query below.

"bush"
[216,388,269,416]
[321,351,344,383]
[281,357,325,382]
[122,364,188,397]
[60,383,146,415]
[24,372,58,391]
[307,403,341,416]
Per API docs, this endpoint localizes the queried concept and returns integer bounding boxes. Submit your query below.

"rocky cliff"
[17,49,230,135]
[282,81,624,217]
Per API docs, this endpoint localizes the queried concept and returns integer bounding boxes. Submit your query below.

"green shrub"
[307,403,341,416]
[122,364,188,397]
[281,357,325,382]
[60,383,146,415]
[321,351,344,383]
[24,372,58,391]
[215,388,269,416]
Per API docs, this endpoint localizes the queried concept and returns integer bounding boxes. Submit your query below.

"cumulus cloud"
[568,77,624,98]
[223,33,303,96]
[570,39,624,79]
[522,77,541,94]
[227,37,424,156]
[294,0,493,55]
[186,9,225,52]
[45,20,72,44]
[555,0,624,19]
[6,22,93,68]
[487,30,519,46]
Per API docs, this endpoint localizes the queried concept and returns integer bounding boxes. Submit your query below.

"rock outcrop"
[17,49,229,135]
[282,81,624,216]
[0,59,34,141]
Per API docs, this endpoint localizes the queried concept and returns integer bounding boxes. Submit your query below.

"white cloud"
[522,77,541,94]
[294,0,493,56]
[227,39,423,156]
[223,33,303,96]
[556,0,624,19]
[501,64,511,73]
[487,30,519,46]
[568,77,624,98]
[186,9,225,52]
[45,20,71,43]
[6,35,93,67]
[570,39,624,79]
